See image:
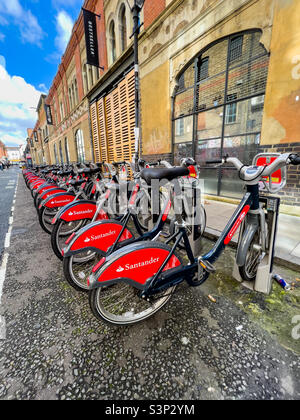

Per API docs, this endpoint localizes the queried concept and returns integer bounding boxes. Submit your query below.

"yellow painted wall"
[140,61,172,155]
[261,0,300,144]
[139,0,277,156]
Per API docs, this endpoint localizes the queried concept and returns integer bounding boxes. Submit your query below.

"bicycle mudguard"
[51,200,108,225]
[27,175,39,181]
[62,220,134,257]
[30,180,45,190]
[38,187,67,200]
[40,192,76,210]
[88,242,182,291]
[36,184,57,195]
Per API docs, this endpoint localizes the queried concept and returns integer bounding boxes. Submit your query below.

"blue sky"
[0,0,83,146]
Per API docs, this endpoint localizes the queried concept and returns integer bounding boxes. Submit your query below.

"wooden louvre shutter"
[89,69,136,170]
[97,98,108,163]
[104,92,115,163]
[126,69,136,161]
[90,102,101,163]
[105,69,135,163]
[112,87,122,161]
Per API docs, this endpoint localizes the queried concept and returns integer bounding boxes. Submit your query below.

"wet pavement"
[0,174,299,400]
[0,167,19,260]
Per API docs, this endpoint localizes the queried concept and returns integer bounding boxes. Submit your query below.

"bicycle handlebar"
[206,153,297,183]
[206,159,223,165]
[290,154,300,165]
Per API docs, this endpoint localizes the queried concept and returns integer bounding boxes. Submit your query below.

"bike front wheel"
[238,227,264,282]
[51,218,86,260]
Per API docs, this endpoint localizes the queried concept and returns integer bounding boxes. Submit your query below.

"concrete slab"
[291,243,300,258]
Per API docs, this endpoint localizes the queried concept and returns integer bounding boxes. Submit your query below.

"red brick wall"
[144,0,166,29]
[94,0,108,71]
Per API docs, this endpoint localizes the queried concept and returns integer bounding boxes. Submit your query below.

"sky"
[0,0,83,147]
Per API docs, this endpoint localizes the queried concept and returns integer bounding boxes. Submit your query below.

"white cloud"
[0,31,5,42]
[0,0,44,46]
[55,10,73,54]
[38,83,48,93]
[0,0,22,18]
[0,60,43,146]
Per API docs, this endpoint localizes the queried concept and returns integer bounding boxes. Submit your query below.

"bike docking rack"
[147,175,204,256]
[232,152,286,295]
[232,195,280,294]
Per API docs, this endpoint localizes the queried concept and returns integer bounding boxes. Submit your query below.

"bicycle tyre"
[38,206,57,234]
[88,242,183,326]
[238,227,263,282]
[63,252,99,292]
[51,218,85,260]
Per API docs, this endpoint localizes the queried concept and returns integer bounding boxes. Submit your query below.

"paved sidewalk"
[204,199,300,270]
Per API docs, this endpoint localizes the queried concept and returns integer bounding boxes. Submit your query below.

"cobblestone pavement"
[0,175,299,400]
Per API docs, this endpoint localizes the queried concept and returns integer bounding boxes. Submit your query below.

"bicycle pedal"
[198,258,216,273]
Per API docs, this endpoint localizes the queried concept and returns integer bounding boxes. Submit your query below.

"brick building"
[0,140,7,160]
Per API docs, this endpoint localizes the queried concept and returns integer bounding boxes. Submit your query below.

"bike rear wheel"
[38,206,58,234]
[63,252,98,292]
[51,219,85,260]
[89,283,177,326]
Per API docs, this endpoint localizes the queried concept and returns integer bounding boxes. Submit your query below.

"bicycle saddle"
[141,167,189,185]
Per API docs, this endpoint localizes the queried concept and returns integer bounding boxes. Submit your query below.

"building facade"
[6,147,21,163]
[28,0,300,207]
[44,0,107,167]
[137,0,300,206]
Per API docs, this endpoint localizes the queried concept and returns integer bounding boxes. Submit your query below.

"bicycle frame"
[140,187,257,298]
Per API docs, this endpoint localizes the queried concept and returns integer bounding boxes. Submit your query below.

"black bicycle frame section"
[142,187,257,298]
[105,182,174,255]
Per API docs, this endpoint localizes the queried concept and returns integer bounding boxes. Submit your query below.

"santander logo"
[50,199,71,205]
[83,230,116,244]
[224,205,250,245]
[115,257,160,273]
[68,209,93,216]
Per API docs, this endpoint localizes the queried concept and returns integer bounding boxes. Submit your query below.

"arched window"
[75,129,85,163]
[59,101,64,120]
[71,83,76,108]
[53,143,59,165]
[59,140,64,164]
[82,64,89,93]
[64,137,70,164]
[119,4,127,53]
[109,21,116,63]
[94,66,99,81]
[173,31,270,198]
[68,87,73,109]
[88,65,94,88]
[74,78,79,104]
